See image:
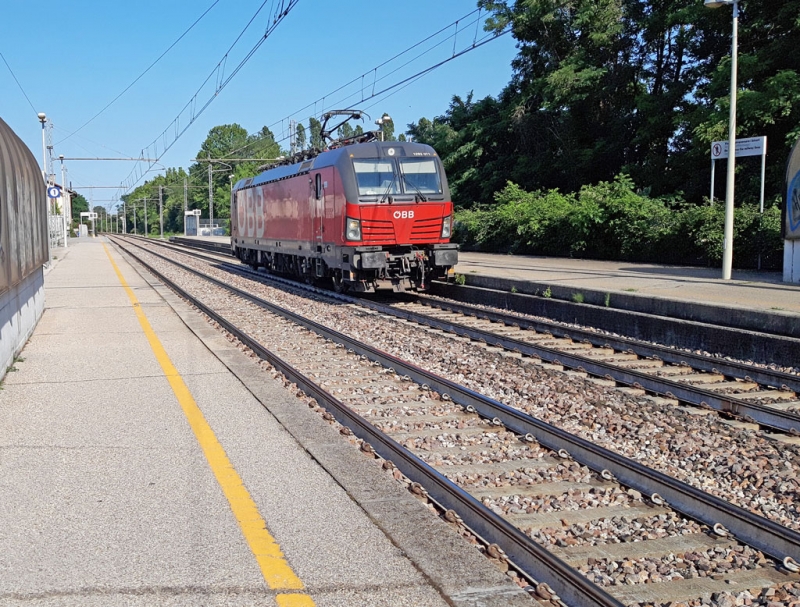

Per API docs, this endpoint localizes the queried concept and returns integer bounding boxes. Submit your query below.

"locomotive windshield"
[353,157,442,199]
[353,160,400,196]
[398,158,442,194]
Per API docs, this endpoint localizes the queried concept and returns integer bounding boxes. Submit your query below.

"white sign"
[47,186,61,198]
[711,136,766,160]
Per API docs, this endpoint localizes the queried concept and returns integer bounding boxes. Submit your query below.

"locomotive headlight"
[441,215,452,239]
[346,217,362,241]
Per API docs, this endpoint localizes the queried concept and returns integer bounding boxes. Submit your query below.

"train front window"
[398,158,442,194]
[353,159,399,196]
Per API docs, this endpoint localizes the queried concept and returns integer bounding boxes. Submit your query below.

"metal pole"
[710,158,715,204]
[208,160,214,232]
[123,200,126,234]
[39,113,52,264]
[60,157,69,243]
[760,147,766,213]
[144,197,148,237]
[721,0,738,280]
[159,185,164,239]
[133,204,137,235]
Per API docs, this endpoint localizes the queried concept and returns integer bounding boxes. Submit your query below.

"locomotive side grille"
[361,218,396,243]
[409,217,442,242]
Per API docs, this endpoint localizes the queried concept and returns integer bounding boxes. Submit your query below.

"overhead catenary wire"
[56,0,222,145]
[223,24,512,158]
[216,10,496,164]
[0,50,38,116]
[118,0,300,197]
[123,7,509,207]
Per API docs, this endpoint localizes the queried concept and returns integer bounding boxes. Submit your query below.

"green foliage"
[453,176,784,269]
[454,273,466,285]
[409,0,800,207]
[571,292,585,304]
[296,123,307,150]
[309,117,323,150]
[337,122,354,140]
[71,194,88,220]
[119,123,283,236]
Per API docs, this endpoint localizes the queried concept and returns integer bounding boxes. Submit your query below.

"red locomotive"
[231,113,458,292]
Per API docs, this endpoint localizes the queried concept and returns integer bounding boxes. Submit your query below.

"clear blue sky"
[1,0,517,209]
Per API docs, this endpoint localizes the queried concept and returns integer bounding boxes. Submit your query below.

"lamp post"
[38,113,52,263]
[705,0,739,280]
[374,113,392,142]
[59,154,69,244]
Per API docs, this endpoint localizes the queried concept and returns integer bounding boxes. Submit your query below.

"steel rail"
[165,235,800,394]
[351,298,800,435]
[114,235,800,568]
[139,236,800,433]
[133,236,800,433]
[111,236,623,607]
[413,296,800,396]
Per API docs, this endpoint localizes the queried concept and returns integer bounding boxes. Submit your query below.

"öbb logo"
[393,210,414,219]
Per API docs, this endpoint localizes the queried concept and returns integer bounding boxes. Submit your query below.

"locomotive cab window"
[398,158,442,195]
[353,159,399,196]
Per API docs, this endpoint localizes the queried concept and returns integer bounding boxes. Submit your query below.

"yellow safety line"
[103,244,314,604]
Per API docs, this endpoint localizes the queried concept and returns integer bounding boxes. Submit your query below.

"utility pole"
[184,178,188,211]
[59,155,68,244]
[208,159,214,231]
[38,113,52,263]
[144,197,148,237]
[290,119,297,155]
[159,185,164,239]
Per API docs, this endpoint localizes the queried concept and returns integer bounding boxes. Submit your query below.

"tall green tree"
[296,123,307,150]
[309,117,323,149]
[409,0,800,206]
[337,122,354,140]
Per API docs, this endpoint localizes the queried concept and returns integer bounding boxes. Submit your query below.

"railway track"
[112,235,800,607]
[154,237,800,438]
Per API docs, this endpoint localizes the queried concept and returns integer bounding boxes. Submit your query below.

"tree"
[337,122,354,140]
[405,0,800,206]
[296,123,307,150]
[71,193,88,220]
[309,117,323,149]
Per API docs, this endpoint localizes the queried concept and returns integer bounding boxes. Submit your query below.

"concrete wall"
[785,240,800,284]
[0,268,44,382]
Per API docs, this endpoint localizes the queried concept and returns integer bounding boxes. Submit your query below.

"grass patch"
[571,292,585,304]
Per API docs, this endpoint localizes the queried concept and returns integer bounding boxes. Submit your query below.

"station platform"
[0,239,529,607]
[454,252,800,319]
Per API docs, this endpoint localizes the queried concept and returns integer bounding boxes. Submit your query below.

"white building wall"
[0,269,45,382]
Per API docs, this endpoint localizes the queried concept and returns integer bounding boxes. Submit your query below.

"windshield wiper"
[379,172,397,203]
[399,167,427,202]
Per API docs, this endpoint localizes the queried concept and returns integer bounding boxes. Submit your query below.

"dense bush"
[453,176,784,270]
